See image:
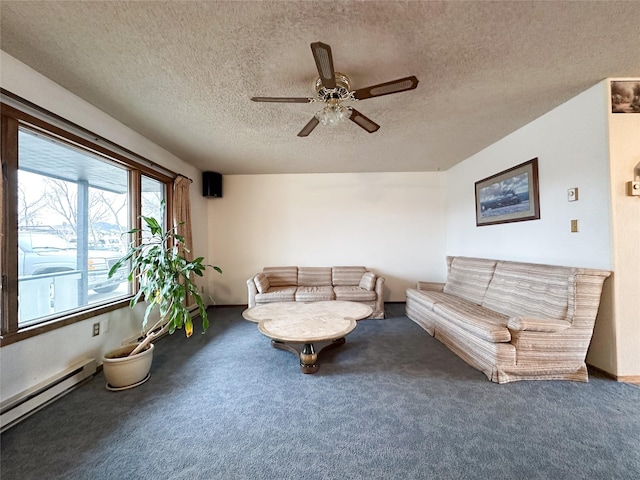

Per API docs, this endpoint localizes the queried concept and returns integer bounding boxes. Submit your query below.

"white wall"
[0,52,209,400]
[207,172,447,304]
[445,82,612,269]
[444,80,640,377]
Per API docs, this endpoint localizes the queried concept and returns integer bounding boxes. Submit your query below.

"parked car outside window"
[18,231,126,294]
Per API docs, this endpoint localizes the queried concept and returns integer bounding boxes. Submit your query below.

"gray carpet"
[1,304,639,479]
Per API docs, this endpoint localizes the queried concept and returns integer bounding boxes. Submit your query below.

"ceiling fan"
[251,42,419,137]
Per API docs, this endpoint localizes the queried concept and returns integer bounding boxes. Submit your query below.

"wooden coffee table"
[242,301,372,373]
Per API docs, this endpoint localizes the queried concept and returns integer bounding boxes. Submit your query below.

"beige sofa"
[247,266,385,319]
[405,256,610,383]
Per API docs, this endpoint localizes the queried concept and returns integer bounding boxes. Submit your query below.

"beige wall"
[2,48,636,402]
[207,172,447,304]
[591,92,640,378]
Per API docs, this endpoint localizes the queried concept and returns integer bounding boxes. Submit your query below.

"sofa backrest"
[332,266,367,286]
[443,256,497,305]
[298,267,332,287]
[482,261,571,321]
[263,266,298,286]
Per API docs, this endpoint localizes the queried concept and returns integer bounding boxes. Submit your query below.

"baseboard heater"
[1,358,97,432]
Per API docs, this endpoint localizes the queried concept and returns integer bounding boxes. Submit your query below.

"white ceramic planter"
[102,342,154,390]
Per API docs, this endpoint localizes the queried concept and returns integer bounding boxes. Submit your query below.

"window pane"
[17,128,130,327]
[141,175,166,236]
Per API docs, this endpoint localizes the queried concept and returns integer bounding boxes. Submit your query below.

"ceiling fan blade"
[297,117,320,137]
[353,75,419,100]
[310,42,336,89]
[251,97,312,103]
[348,108,380,133]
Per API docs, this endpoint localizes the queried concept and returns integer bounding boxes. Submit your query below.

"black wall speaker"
[202,171,222,198]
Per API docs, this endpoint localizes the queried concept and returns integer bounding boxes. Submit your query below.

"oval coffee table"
[242,301,372,373]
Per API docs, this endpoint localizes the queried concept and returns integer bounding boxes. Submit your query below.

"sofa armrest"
[374,276,385,318]
[508,316,571,333]
[246,276,258,308]
[417,281,445,292]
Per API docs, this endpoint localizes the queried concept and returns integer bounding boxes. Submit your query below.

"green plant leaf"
[142,216,162,236]
[111,211,222,343]
[108,261,122,278]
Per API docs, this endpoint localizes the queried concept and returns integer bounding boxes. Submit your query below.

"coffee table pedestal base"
[271,338,346,374]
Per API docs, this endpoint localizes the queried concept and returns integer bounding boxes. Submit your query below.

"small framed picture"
[611,81,640,113]
[475,158,540,226]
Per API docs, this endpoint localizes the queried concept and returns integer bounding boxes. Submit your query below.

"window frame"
[1,97,175,346]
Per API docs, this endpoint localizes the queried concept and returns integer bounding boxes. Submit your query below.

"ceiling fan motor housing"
[315,72,353,102]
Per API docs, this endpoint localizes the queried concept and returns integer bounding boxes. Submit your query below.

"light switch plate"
[571,219,579,233]
[568,188,579,202]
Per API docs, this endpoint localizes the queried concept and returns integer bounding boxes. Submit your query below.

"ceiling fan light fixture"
[252,42,418,136]
[315,103,351,126]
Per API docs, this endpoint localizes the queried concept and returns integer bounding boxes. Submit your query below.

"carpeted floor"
[1,304,639,479]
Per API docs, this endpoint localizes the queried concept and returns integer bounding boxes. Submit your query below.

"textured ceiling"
[1,1,639,175]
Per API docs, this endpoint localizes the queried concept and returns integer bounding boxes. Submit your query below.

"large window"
[1,98,172,344]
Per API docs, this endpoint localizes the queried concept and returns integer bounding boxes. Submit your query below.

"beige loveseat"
[247,266,385,319]
[405,256,610,383]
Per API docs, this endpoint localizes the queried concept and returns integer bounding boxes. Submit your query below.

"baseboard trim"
[588,364,640,384]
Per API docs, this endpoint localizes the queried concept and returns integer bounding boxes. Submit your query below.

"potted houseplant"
[102,214,222,390]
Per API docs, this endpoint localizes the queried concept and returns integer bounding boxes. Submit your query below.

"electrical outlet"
[571,219,579,233]
[92,322,100,337]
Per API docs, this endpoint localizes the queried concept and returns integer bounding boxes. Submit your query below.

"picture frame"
[611,80,640,114]
[475,158,540,226]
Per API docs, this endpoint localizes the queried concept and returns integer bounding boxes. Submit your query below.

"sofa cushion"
[295,286,335,302]
[298,267,332,287]
[263,266,298,287]
[359,272,376,291]
[443,257,497,305]
[332,266,367,286]
[255,286,297,303]
[405,289,458,310]
[482,262,570,321]
[254,273,270,294]
[334,285,377,302]
[433,301,511,343]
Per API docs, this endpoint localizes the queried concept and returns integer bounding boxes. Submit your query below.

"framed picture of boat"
[475,158,540,226]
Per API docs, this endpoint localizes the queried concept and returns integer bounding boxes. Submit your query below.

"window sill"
[0,297,132,347]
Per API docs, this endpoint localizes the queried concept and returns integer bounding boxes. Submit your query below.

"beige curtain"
[173,175,194,306]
